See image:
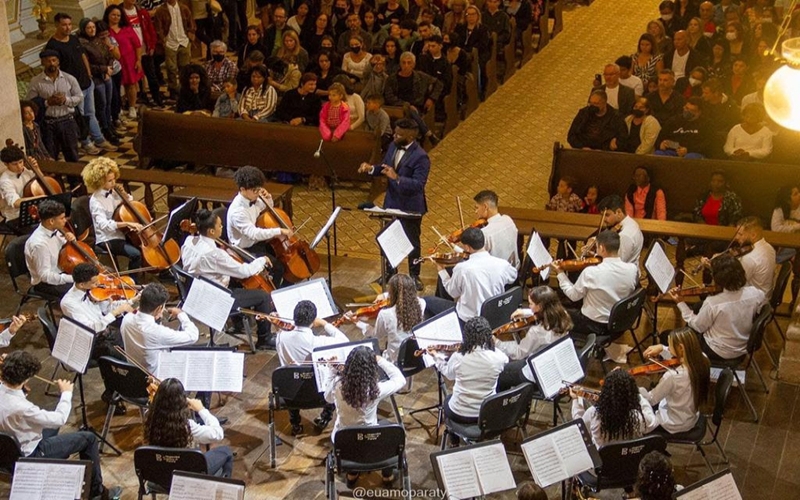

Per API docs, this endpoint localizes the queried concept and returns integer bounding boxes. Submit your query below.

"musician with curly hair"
[633,451,677,500]
[144,378,233,477]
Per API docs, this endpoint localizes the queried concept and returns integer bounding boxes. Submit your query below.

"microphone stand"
[315,142,339,255]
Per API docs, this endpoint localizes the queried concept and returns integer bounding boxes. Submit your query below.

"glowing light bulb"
[764,38,800,131]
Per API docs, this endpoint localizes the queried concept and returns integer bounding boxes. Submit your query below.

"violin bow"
[649,358,679,373]
[431,226,457,252]
[292,216,312,234]
[565,240,580,260]
[104,242,139,299]
[456,196,465,230]
[113,345,161,382]
[679,269,702,288]
[598,208,607,233]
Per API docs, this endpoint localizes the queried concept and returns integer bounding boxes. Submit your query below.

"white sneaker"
[96,141,118,152]
[82,143,101,155]
[128,107,137,119]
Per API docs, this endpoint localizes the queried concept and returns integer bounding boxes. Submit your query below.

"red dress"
[110,25,144,86]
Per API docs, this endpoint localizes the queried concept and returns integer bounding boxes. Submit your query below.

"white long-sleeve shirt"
[226,193,282,249]
[482,213,520,268]
[723,124,773,159]
[639,364,699,433]
[89,189,132,244]
[739,238,775,298]
[60,285,127,333]
[571,393,658,448]
[25,225,74,286]
[436,347,508,418]
[494,320,566,382]
[121,310,200,374]
[355,298,427,363]
[618,216,643,264]
[276,324,349,367]
[0,384,72,456]
[325,356,406,439]
[439,251,517,321]
[677,286,766,359]
[558,257,638,323]
[188,408,224,444]
[0,169,35,221]
[771,206,800,234]
[0,329,14,348]
[181,234,267,288]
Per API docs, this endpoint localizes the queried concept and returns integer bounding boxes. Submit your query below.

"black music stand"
[13,458,93,499]
[163,198,198,246]
[314,143,340,255]
[311,207,343,287]
[366,208,422,292]
[17,193,73,229]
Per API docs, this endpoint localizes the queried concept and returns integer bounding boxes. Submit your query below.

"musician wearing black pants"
[24,200,75,301]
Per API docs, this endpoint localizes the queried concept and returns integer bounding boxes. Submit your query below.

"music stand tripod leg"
[77,373,122,455]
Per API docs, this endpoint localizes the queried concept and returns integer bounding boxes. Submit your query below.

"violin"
[492,315,538,342]
[88,274,141,301]
[0,313,35,327]
[255,195,320,283]
[562,381,601,402]
[690,244,754,274]
[446,219,488,244]
[180,220,276,293]
[655,284,722,302]
[552,257,602,273]
[237,308,296,331]
[5,139,63,199]
[331,298,391,327]
[580,211,622,258]
[413,251,468,266]
[414,343,461,357]
[628,357,680,377]
[113,184,180,269]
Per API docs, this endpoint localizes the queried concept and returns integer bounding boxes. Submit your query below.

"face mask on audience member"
[661,13,673,21]
[587,105,600,114]
[726,31,737,41]
[351,45,362,54]
[689,77,701,87]
[213,54,225,62]
[632,109,645,118]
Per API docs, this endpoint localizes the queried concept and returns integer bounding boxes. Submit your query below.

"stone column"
[781,305,800,383]
[1,0,24,148]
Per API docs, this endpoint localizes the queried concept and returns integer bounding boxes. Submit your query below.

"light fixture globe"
[764,38,800,131]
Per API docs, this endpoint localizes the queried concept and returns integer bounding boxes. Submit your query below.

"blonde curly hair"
[81,157,121,192]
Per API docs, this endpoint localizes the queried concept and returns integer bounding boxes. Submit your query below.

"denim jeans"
[94,78,114,130]
[81,81,105,144]
[31,428,104,497]
[205,445,234,477]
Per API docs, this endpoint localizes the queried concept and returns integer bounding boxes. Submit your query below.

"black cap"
[39,49,60,59]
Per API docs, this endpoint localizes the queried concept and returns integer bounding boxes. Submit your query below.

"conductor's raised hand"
[358,162,373,173]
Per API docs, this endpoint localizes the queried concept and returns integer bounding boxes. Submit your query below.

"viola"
[255,195,320,283]
[492,315,538,342]
[414,343,461,357]
[5,139,63,199]
[413,251,468,266]
[552,257,602,273]
[331,298,391,327]
[113,184,180,269]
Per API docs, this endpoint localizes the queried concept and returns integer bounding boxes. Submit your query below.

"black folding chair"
[575,435,668,495]
[268,366,329,468]
[581,287,646,372]
[97,356,151,453]
[765,261,792,367]
[440,382,534,450]
[325,424,410,499]
[397,337,448,440]
[6,234,55,315]
[479,286,524,331]
[0,432,22,476]
[133,446,208,499]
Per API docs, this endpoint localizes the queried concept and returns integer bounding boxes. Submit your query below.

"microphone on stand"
[313,139,323,159]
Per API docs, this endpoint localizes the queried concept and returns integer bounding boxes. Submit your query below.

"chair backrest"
[211,207,228,243]
[170,265,194,302]
[37,305,58,351]
[271,366,328,410]
[713,368,734,427]
[479,286,524,330]
[5,235,31,283]
[70,196,94,242]
[395,337,426,378]
[478,382,534,438]
[595,435,668,490]
[0,432,22,474]
[747,304,773,354]
[607,288,646,335]
[771,261,792,309]
[577,334,597,372]
[134,446,208,493]
[97,356,151,403]
[333,424,406,467]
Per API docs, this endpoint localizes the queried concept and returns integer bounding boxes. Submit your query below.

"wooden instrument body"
[114,186,180,269]
[256,202,320,283]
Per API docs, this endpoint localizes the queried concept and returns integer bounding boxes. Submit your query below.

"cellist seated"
[181,209,277,350]
[0,145,40,235]
[24,199,75,300]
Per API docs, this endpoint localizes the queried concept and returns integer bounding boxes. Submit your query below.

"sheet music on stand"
[162,198,198,245]
[527,231,553,281]
[411,308,463,368]
[363,206,422,218]
[156,347,244,392]
[18,193,73,229]
[645,240,676,294]
[526,336,584,398]
[377,219,414,269]
[52,317,95,374]
[169,471,245,500]
[182,276,236,332]
[520,419,600,489]
[311,338,380,393]
[430,439,517,499]
[271,277,338,319]
[673,469,742,500]
[311,206,342,249]
[10,458,92,500]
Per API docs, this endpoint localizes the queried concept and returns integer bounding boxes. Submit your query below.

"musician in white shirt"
[276,300,349,434]
[0,316,27,348]
[474,190,519,267]
[24,199,75,300]
[181,209,275,350]
[0,351,122,499]
[0,145,38,233]
[556,230,639,336]
[425,228,518,321]
[120,283,200,374]
[226,166,293,286]
[597,194,643,264]
[734,216,776,298]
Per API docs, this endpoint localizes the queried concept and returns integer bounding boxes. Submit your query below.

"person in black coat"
[567,90,628,151]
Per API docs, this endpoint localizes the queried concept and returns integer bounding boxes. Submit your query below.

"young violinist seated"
[0,315,28,348]
[640,327,711,435]
[494,286,573,392]
[424,227,518,322]
[434,317,509,446]
[554,229,639,338]
[323,346,406,488]
[144,378,234,478]
[0,351,123,500]
[669,254,766,362]
[0,145,43,235]
[344,274,426,363]
[227,166,293,287]
[81,158,143,277]
[181,209,276,351]
[593,194,643,265]
[24,199,76,300]
[276,300,350,434]
[570,368,658,448]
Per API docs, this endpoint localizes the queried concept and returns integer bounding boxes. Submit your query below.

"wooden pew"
[383,103,436,140]
[465,72,480,118]
[443,65,460,136]
[135,109,382,182]
[550,0,564,38]
[485,33,500,99]
[39,160,295,217]
[503,20,517,83]
[521,23,535,65]
[536,0,550,52]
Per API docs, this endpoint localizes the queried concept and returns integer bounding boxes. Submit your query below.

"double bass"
[255,195,320,283]
[113,184,180,269]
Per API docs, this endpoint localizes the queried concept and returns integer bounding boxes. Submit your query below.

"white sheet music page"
[169,474,244,500]
[530,338,583,398]
[212,352,245,392]
[183,279,235,332]
[184,351,216,392]
[436,451,482,499]
[677,472,742,500]
[10,461,86,500]
[156,350,188,381]
[645,242,676,294]
[52,319,94,373]
[413,311,463,367]
[472,442,516,495]
[377,219,414,269]
[527,231,553,281]
[271,279,337,319]
[521,424,593,488]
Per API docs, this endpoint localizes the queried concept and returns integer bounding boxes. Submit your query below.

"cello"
[256,195,320,283]
[57,228,111,275]
[4,139,63,199]
[113,184,180,269]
